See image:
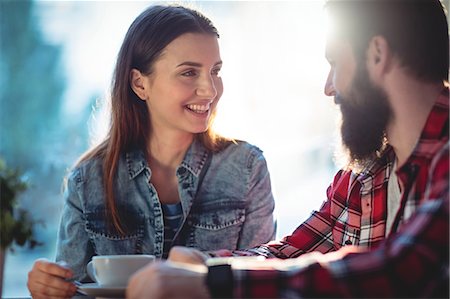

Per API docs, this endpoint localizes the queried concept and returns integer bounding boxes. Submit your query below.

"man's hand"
[168,246,209,265]
[126,261,210,299]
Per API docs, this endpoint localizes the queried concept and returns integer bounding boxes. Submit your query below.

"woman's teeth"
[186,104,209,113]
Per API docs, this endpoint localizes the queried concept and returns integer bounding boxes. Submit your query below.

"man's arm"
[232,195,448,298]
[232,147,449,298]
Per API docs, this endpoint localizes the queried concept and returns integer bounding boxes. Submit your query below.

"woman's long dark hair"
[79,5,229,234]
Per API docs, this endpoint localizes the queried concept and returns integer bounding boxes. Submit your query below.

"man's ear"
[130,68,148,100]
[367,36,393,82]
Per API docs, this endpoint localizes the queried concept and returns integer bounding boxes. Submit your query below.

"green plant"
[0,159,42,251]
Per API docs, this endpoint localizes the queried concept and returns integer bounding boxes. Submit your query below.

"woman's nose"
[196,76,217,99]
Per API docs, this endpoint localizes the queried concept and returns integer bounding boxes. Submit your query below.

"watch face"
[207,264,233,298]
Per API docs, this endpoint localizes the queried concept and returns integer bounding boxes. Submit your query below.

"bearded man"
[127,1,449,298]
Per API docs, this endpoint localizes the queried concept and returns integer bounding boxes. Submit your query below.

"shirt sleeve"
[231,195,448,298]
[55,169,94,282]
[236,148,276,249]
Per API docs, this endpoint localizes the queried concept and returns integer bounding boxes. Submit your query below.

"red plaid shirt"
[209,88,449,297]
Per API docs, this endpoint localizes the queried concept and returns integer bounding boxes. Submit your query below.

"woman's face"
[134,33,223,138]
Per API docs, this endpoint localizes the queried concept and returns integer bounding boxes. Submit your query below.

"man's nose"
[324,70,336,97]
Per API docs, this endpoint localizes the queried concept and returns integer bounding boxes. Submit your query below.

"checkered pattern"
[208,88,449,298]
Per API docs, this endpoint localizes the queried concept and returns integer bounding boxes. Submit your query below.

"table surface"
[2,296,113,299]
[3,286,126,298]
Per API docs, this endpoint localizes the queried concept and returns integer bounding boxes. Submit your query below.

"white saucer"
[78,282,126,298]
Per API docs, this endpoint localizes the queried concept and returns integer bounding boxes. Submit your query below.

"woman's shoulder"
[212,139,266,167]
[216,139,263,154]
[66,154,104,183]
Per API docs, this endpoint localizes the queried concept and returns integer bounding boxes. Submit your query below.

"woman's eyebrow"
[176,60,223,68]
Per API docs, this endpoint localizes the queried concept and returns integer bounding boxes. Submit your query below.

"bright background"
[1,0,340,296]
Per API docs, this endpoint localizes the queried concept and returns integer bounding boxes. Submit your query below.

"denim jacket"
[56,139,276,281]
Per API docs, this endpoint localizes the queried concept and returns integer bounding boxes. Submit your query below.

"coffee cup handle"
[86,261,96,282]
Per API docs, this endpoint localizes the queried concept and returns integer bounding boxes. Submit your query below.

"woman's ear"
[367,36,393,82]
[130,69,148,100]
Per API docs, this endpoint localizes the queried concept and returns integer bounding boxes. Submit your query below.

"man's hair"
[325,0,449,82]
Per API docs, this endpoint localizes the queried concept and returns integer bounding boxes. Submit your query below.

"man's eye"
[211,68,221,76]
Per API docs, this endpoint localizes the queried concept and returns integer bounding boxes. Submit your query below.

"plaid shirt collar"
[405,87,449,162]
[357,87,449,196]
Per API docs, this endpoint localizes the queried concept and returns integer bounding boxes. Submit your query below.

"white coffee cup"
[86,254,155,287]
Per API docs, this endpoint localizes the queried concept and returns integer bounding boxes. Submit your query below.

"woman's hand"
[168,246,209,265]
[27,258,77,299]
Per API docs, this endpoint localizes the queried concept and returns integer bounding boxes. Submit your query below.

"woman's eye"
[182,70,197,77]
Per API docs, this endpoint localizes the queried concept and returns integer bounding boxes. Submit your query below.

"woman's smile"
[185,103,211,114]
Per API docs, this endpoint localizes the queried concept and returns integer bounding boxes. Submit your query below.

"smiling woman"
[4,1,337,297]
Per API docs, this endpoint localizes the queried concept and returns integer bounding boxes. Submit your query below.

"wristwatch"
[206,263,234,298]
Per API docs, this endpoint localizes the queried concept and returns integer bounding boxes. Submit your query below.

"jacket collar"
[126,149,147,180]
[125,138,210,180]
[178,138,210,177]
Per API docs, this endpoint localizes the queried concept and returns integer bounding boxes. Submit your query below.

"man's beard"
[336,64,392,170]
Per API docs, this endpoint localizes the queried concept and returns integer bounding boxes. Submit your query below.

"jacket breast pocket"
[186,200,245,250]
[85,206,145,255]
